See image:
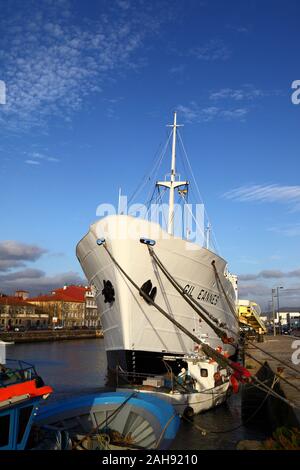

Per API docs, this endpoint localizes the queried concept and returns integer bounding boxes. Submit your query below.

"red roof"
[53,285,89,302]
[29,286,86,303]
[0,296,34,307]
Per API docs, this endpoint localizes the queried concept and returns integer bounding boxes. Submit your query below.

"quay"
[243,335,300,429]
[0,328,103,344]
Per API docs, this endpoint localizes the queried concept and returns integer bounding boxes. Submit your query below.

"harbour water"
[8,339,270,450]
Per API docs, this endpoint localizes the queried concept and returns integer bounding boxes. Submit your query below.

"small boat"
[117,354,231,416]
[31,391,180,450]
[0,358,52,450]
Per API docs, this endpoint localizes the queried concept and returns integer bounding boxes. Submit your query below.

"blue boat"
[0,359,53,450]
[32,391,180,450]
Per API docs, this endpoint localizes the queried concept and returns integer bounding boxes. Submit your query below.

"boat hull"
[76,215,239,374]
[119,381,230,416]
[33,392,180,449]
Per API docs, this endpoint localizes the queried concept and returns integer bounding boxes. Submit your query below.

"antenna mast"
[157,112,188,235]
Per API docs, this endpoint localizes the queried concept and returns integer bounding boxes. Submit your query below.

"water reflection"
[8,339,269,449]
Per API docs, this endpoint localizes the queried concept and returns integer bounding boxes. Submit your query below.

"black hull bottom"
[106,349,186,386]
[105,348,240,386]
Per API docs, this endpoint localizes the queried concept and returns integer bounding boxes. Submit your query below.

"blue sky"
[0,0,300,308]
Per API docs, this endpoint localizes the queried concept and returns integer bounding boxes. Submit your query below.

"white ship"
[76,113,239,378]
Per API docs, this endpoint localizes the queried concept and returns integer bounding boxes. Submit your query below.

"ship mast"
[157,112,188,235]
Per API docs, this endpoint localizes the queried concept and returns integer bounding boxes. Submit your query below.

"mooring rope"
[72,391,137,450]
[100,242,300,410]
[211,260,300,382]
[244,350,300,394]
[148,246,237,347]
[247,339,300,376]
[211,260,239,323]
[182,376,280,436]
[102,243,235,370]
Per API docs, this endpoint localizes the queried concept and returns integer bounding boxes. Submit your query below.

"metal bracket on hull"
[140,238,156,246]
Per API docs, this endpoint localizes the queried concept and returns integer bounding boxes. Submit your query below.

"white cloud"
[0,269,86,296]
[190,39,231,61]
[269,224,300,237]
[223,184,300,211]
[226,25,250,34]
[238,280,300,310]
[0,241,47,271]
[169,64,186,75]
[0,239,85,295]
[26,152,60,163]
[239,269,300,281]
[0,1,168,132]
[210,85,264,101]
[177,102,249,123]
[25,159,41,165]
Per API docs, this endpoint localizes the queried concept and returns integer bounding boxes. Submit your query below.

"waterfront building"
[28,285,100,328]
[53,285,100,328]
[276,308,300,328]
[0,296,48,330]
[262,307,300,330]
[28,291,85,328]
[15,290,29,300]
[84,286,100,328]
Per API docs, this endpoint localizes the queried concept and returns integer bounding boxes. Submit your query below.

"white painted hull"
[76,215,239,361]
[118,382,230,416]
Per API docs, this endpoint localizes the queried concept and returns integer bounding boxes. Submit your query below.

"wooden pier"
[0,328,104,343]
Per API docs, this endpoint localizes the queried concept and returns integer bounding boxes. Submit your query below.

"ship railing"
[117,368,163,380]
[115,365,182,392]
[116,367,167,385]
[116,364,197,395]
[0,358,38,387]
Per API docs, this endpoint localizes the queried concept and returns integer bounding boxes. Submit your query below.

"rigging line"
[154,413,179,449]
[128,130,173,206]
[250,375,300,409]
[211,260,239,325]
[148,245,234,336]
[72,391,137,450]
[177,130,221,255]
[102,243,237,370]
[244,350,300,394]
[167,190,185,231]
[156,186,168,229]
[182,376,279,435]
[148,246,238,344]
[178,192,206,242]
[145,186,168,226]
[247,339,300,376]
[128,179,164,217]
[100,243,300,409]
[128,186,157,217]
[177,191,189,240]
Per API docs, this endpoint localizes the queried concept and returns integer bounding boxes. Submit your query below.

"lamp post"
[272,289,276,336]
[276,286,284,335]
[276,286,283,334]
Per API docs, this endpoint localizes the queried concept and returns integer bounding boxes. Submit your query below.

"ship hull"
[76,215,239,375]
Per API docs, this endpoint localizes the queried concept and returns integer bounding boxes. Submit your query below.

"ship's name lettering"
[183,284,219,305]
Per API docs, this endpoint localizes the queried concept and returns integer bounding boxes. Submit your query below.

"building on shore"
[53,285,100,328]
[0,295,48,330]
[15,290,29,300]
[28,285,100,328]
[28,291,85,328]
[83,286,100,328]
[262,307,300,329]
